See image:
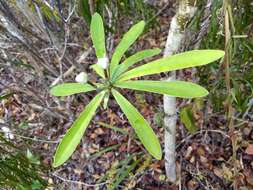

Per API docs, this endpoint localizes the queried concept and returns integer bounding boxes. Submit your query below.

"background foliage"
[0,133,47,189]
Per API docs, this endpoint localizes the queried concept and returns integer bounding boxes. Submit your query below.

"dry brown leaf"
[185,146,193,159]
[213,167,223,178]
[95,128,104,135]
[245,144,253,155]
[244,170,253,186]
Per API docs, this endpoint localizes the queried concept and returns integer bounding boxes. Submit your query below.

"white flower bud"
[2,126,10,133]
[8,133,14,140]
[1,126,14,140]
[97,57,109,69]
[75,72,88,83]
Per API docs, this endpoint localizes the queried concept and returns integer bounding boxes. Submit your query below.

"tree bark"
[163,0,197,182]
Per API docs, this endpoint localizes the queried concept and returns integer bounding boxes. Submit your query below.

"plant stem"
[223,1,237,189]
[163,0,197,182]
[88,0,94,15]
[224,1,233,127]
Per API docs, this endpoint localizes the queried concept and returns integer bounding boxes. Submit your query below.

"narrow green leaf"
[103,91,109,109]
[0,92,13,100]
[106,154,134,190]
[111,48,161,81]
[97,122,128,135]
[111,89,162,160]
[109,158,141,189]
[180,106,197,134]
[115,80,209,98]
[91,13,106,58]
[110,21,145,76]
[78,0,91,24]
[50,83,95,96]
[53,91,105,167]
[118,50,225,81]
[90,64,106,79]
[90,144,120,160]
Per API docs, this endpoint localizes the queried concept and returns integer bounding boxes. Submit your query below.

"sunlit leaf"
[118,50,225,81]
[90,64,106,79]
[50,83,95,96]
[115,80,209,98]
[91,13,106,58]
[110,21,145,76]
[111,48,161,81]
[53,91,105,167]
[111,89,162,159]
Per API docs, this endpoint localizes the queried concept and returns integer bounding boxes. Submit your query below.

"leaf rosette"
[50,13,225,167]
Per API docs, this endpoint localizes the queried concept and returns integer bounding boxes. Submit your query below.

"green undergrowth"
[195,0,253,115]
[0,134,48,190]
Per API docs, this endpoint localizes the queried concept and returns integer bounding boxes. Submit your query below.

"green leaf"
[40,3,61,22]
[78,0,91,24]
[90,144,120,160]
[111,48,161,81]
[90,64,106,79]
[115,80,209,98]
[0,92,13,100]
[111,89,162,160]
[91,13,106,58]
[53,91,105,167]
[103,91,109,109]
[97,122,128,135]
[50,83,95,96]
[180,106,197,134]
[118,50,225,81]
[110,21,145,76]
[109,157,141,190]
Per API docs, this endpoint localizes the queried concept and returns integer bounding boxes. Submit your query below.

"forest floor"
[0,1,253,190]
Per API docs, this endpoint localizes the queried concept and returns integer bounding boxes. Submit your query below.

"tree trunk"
[163,0,197,182]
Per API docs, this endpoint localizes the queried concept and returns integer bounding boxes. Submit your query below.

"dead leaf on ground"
[245,144,253,155]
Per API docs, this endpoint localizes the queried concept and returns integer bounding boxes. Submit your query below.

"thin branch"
[177,129,231,149]
[52,173,107,187]
[0,128,59,144]
[64,0,77,23]
[50,47,92,86]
